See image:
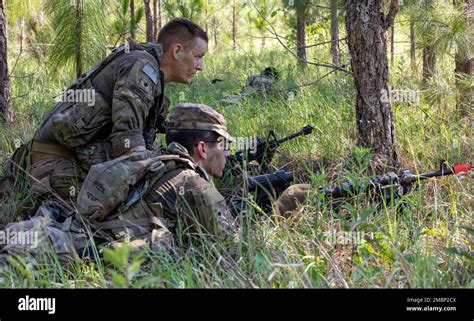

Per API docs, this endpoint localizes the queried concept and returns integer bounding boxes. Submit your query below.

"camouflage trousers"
[0,200,103,269]
[29,156,86,202]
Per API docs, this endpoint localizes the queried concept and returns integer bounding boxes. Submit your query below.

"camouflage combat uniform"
[0,200,111,267]
[144,103,235,239]
[28,42,168,201]
[0,103,305,265]
[220,67,279,105]
[77,103,235,252]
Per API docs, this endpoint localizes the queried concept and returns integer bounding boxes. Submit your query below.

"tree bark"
[423,44,437,79]
[454,0,473,118]
[330,0,340,66]
[130,0,136,40]
[153,0,161,41]
[296,6,307,69]
[345,0,400,171]
[0,0,14,122]
[75,0,83,79]
[410,19,416,73]
[144,0,153,42]
[203,1,207,34]
[390,25,395,66]
[232,0,237,50]
[422,0,437,80]
[213,16,218,49]
[153,0,157,39]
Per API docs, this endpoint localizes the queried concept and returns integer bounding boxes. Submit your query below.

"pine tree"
[44,0,109,78]
[345,0,401,171]
[283,0,312,69]
[0,0,14,122]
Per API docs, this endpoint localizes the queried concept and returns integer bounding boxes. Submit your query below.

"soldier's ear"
[173,44,185,60]
[194,141,208,160]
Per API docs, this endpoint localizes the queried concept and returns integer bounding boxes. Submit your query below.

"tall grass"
[0,46,472,288]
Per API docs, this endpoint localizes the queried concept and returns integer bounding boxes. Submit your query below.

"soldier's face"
[203,141,229,178]
[176,37,208,84]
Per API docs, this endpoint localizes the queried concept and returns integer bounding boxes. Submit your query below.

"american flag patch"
[142,63,158,85]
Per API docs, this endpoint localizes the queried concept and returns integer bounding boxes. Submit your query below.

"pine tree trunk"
[423,44,437,79]
[454,0,473,118]
[0,0,13,122]
[153,0,157,39]
[390,25,395,66]
[410,19,416,73]
[330,0,340,66]
[213,17,218,49]
[345,0,400,171]
[422,0,436,80]
[296,7,307,69]
[232,0,237,50]
[144,0,153,42]
[153,0,161,41]
[130,0,136,40]
[75,0,83,79]
[205,2,208,34]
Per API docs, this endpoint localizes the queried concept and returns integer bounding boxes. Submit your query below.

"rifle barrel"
[401,163,471,184]
[274,125,314,145]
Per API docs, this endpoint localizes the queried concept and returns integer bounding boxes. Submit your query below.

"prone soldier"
[220,67,280,105]
[78,103,305,251]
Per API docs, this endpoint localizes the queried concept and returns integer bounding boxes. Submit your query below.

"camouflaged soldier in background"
[0,18,209,213]
[77,103,236,252]
[220,67,280,105]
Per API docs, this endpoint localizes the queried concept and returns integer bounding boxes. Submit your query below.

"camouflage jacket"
[143,143,234,239]
[220,74,278,105]
[76,142,235,252]
[34,43,167,163]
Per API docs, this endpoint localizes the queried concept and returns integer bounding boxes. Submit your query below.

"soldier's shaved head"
[158,18,208,53]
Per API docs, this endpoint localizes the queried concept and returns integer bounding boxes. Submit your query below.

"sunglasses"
[196,139,232,152]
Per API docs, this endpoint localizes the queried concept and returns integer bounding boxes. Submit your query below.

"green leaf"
[103,245,129,269]
[128,258,144,280]
[111,271,128,288]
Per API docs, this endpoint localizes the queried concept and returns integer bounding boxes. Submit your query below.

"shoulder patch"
[142,63,158,85]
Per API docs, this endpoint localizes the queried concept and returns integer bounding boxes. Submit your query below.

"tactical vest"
[77,145,205,243]
[70,41,163,92]
[43,42,164,151]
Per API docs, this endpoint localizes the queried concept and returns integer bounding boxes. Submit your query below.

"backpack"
[77,145,197,222]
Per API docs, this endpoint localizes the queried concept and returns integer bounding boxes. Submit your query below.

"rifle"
[226,125,314,174]
[234,161,472,215]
